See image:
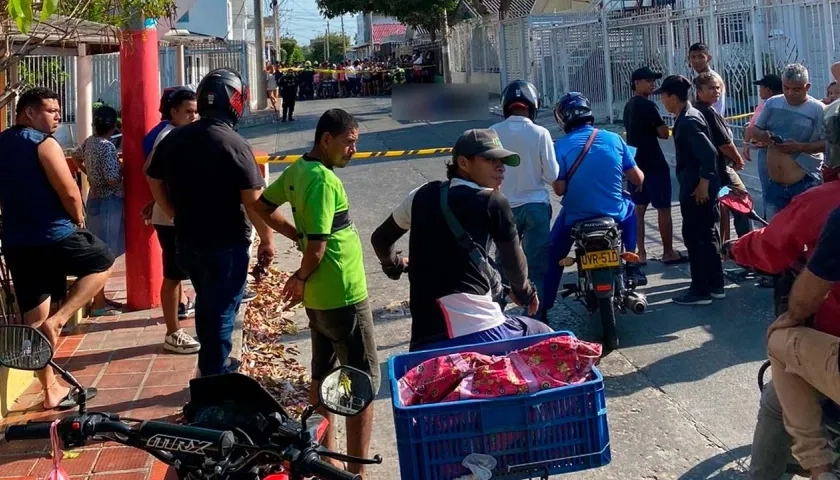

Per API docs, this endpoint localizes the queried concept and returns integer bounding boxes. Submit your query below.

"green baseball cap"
[453,129,521,167]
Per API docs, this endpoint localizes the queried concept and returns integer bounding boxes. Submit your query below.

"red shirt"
[731,181,840,336]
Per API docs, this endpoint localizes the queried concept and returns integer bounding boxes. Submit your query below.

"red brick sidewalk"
[0,262,194,480]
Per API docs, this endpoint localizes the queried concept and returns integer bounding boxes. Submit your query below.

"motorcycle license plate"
[580,250,620,270]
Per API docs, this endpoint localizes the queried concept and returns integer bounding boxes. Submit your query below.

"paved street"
[240,96,779,480]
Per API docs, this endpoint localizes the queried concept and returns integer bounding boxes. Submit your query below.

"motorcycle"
[558,216,648,350]
[0,324,383,480]
[758,360,840,476]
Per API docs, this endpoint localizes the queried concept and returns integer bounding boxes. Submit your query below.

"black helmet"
[554,92,595,133]
[93,105,118,133]
[501,80,539,121]
[196,68,249,126]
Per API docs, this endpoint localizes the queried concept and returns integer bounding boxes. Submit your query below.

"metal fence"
[450,0,840,131]
[14,40,258,124]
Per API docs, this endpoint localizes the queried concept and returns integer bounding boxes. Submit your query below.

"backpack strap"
[565,128,599,184]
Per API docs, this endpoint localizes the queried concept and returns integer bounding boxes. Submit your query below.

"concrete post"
[76,43,93,202]
[176,44,186,85]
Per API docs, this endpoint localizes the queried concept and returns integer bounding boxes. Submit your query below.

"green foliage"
[315,0,460,35]
[306,32,350,64]
[280,38,305,64]
[6,0,177,33]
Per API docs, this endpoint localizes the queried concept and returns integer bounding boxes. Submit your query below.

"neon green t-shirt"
[263,156,367,310]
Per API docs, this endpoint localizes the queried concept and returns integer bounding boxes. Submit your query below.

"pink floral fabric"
[398,335,602,406]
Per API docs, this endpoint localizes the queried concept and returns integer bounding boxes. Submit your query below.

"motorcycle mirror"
[0,325,53,371]
[318,366,375,417]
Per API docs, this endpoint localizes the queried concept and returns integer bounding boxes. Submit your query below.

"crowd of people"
[263,52,438,121]
[3,34,840,480]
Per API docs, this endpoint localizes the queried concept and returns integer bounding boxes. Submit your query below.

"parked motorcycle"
[558,216,648,350]
[758,360,840,476]
[0,324,382,480]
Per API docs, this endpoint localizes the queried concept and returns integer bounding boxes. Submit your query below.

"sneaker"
[711,288,726,300]
[178,299,195,320]
[672,291,713,305]
[164,329,200,354]
[625,264,648,287]
[241,288,257,303]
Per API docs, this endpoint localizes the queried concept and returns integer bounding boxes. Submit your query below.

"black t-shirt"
[403,180,517,348]
[695,101,733,183]
[809,206,840,282]
[146,117,265,247]
[623,95,668,172]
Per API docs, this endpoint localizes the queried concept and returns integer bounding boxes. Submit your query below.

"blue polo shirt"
[555,124,636,225]
[143,121,170,159]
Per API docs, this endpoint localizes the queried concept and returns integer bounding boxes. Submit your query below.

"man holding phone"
[746,63,826,220]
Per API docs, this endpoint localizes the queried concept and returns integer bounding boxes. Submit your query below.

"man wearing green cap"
[371,128,553,352]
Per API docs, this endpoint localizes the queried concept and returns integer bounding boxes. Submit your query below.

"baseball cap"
[753,74,783,92]
[652,75,693,95]
[452,129,521,167]
[631,66,663,82]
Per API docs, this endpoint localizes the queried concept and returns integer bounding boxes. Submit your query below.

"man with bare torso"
[747,63,825,220]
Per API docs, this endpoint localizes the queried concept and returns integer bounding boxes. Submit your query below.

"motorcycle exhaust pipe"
[624,292,648,314]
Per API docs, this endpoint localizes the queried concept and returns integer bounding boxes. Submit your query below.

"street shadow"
[677,444,751,479]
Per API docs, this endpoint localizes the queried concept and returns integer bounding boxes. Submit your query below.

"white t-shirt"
[490,115,559,208]
[150,124,176,226]
[345,65,356,79]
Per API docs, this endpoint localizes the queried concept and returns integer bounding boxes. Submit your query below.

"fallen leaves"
[240,265,311,419]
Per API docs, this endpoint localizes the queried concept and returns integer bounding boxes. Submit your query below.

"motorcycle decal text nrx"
[145,434,213,454]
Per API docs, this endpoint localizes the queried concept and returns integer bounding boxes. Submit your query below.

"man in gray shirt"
[747,63,825,220]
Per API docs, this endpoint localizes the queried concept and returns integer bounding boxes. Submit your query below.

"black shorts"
[3,230,115,313]
[305,298,380,395]
[628,168,673,210]
[154,225,189,281]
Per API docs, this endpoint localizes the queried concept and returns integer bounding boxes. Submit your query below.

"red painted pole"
[120,21,163,310]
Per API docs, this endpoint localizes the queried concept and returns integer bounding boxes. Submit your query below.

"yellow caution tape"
[271,66,434,74]
[255,147,454,164]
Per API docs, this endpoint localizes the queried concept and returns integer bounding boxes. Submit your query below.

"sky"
[271,0,358,46]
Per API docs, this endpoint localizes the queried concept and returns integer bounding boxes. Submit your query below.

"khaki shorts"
[306,298,381,395]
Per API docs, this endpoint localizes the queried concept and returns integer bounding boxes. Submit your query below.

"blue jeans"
[543,206,637,311]
[496,202,551,302]
[764,175,821,221]
[86,195,125,257]
[178,241,249,376]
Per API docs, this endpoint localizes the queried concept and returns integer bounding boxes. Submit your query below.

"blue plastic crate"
[388,331,610,480]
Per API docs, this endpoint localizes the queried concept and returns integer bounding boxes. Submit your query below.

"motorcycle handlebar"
[5,422,53,441]
[300,452,361,480]
[136,420,235,457]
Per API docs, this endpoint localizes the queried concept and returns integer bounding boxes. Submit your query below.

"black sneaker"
[625,264,648,287]
[241,288,257,303]
[672,291,713,305]
[711,288,726,300]
[178,298,195,320]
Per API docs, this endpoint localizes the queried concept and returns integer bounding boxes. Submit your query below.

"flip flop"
[661,252,690,265]
[56,387,98,410]
[90,306,121,317]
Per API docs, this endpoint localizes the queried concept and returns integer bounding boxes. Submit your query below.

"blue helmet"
[554,92,594,133]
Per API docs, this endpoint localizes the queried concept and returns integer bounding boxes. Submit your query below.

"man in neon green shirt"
[252,108,377,479]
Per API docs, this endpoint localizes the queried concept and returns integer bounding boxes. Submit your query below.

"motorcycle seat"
[573,217,617,233]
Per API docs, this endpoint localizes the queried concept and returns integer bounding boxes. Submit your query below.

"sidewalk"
[0,259,194,480]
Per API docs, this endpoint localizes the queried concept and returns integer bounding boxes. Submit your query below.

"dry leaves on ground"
[240,266,311,419]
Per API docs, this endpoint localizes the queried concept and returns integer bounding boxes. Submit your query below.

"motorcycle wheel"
[598,296,619,350]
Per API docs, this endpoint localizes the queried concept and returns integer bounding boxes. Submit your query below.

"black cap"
[753,74,783,92]
[453,129,521,167]
[631,66,663,82]
[653,75,693,95]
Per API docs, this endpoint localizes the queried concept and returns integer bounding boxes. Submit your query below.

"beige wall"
[533,0,591,12]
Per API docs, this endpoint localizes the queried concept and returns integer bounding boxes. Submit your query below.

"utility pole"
[340,15,346,58]
[367,12,373,58]
[272,0,280,64]
[254,0,267,108]
[325,21,331,62]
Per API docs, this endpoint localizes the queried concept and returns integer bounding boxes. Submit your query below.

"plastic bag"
[46,419,70,480]
[455,453,497,480]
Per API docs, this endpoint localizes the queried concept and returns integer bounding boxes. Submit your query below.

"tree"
[279,37,305,65]
[315,0,460,38]
[306,32,350,64]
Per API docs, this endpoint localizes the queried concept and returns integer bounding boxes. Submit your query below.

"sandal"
[661,251,690,265]
[90,306,121,317]
[56,387,98,410]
